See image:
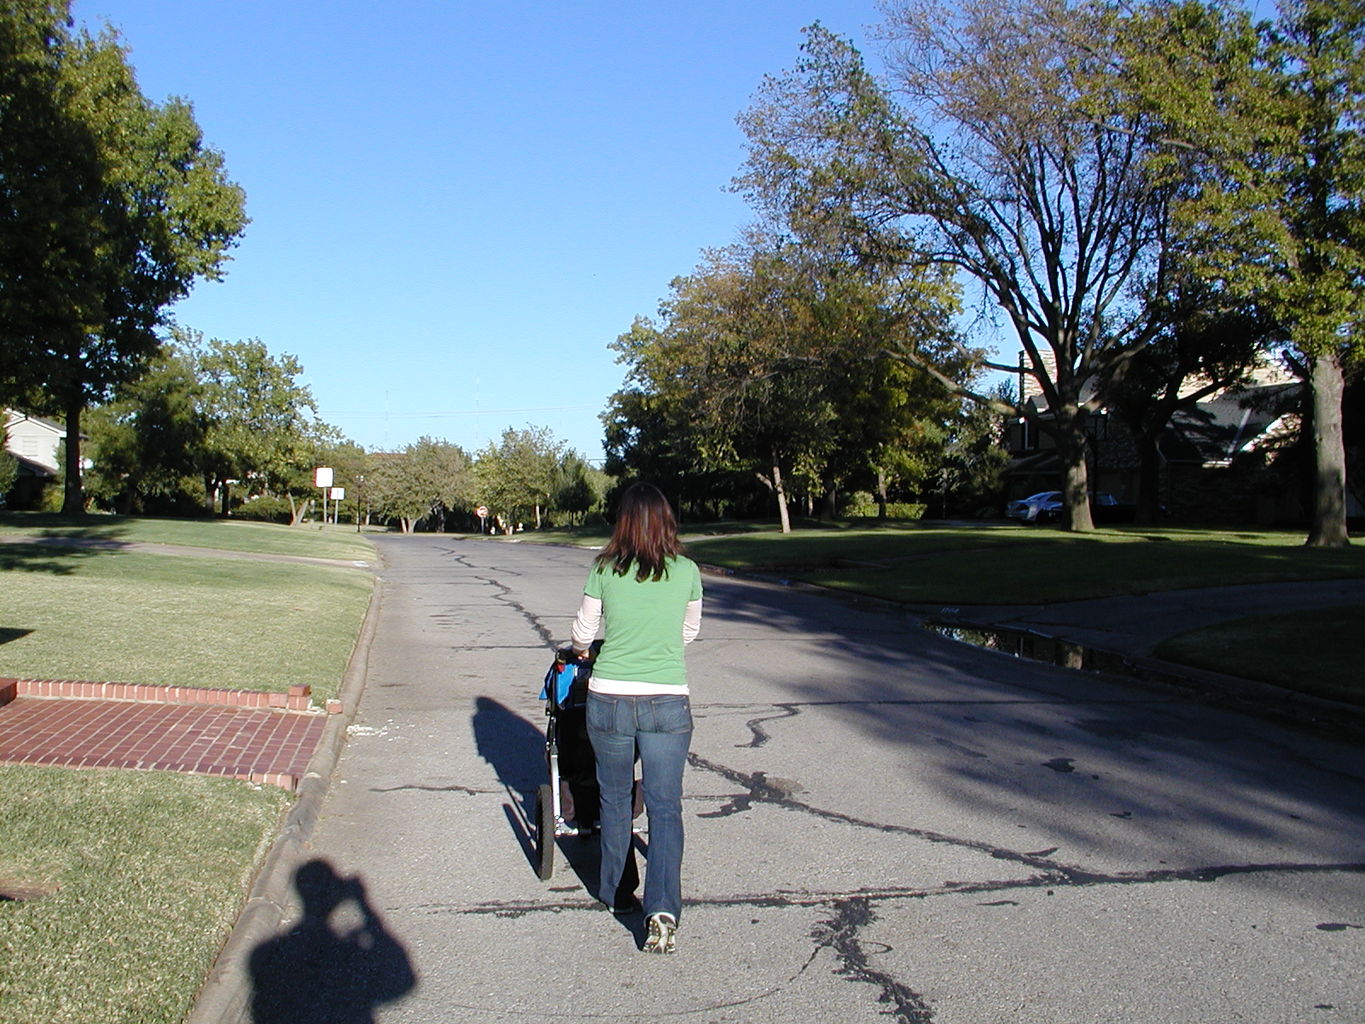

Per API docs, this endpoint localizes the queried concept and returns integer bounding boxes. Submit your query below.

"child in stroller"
[534,642,643,885]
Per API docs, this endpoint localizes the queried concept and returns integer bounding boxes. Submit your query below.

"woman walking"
[570,482,702,954]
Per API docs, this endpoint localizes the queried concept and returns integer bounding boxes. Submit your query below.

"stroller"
[533,642,642,881]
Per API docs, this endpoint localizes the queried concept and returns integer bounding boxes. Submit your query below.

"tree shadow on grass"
[0,523,130,575]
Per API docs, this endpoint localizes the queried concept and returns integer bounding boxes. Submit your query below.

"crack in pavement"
[738,703,801,748]
[814,898,935,1024]
[476,572,558,648]
[688,752,1069,875]
[411,735,1365,1024]
[413,860,1365,1022]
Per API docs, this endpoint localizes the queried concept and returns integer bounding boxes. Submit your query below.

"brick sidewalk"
[0,679,332,790]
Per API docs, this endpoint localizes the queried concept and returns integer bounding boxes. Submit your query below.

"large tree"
[82,344,207,514]
[738,3,1176,531]
[475,426,563,532]
[367,437,473,534]
[1122,0,1364,545]
[609,236,961,531]
[0,1,246,513]
[192,337,319,517]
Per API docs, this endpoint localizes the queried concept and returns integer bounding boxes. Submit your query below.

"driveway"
[218,535,1365,1024]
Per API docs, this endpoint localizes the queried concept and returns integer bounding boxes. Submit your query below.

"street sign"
[475,505,489,518]
[314,467,334,488]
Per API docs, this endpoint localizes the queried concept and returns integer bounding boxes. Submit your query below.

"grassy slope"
[0,512,375,561]
[0,765,290,1024]
[0,516,374,698]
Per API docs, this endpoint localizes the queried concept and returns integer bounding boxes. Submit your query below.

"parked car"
[1006,491,1129,523]
[1005,491,1063,522]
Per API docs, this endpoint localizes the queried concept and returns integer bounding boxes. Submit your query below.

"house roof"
[4,409,65,434]
[1161,382,1301,466]
[8,452,57,478]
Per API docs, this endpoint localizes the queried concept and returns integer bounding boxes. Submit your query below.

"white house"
[3,409,65,506]
[4,409,63,473]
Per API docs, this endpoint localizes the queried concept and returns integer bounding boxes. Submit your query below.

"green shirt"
[584,556,702,686]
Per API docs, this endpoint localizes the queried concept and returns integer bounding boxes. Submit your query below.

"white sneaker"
[643,912,677,954]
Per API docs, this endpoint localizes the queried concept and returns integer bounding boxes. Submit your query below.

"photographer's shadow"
[248,859,416,1024]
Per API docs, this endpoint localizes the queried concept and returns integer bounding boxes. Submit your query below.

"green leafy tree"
[601,384,744,520]
[737,6,1175,531]
[550,453,607,525]
[1122,0,1364,545]
[475,427,563,532]
[609,235,962,531]
[0,2,247,513]
[0,438,17,505]
[934,390,1014,518]
[367,437,473,533]
[192,336,319,517]
[82,344,207,513]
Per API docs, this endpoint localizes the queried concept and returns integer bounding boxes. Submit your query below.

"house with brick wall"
[1000,356,1330,525]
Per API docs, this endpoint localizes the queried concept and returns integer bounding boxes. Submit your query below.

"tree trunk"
[1305,351,1350,547]
[820,478,837,521]
[61,401,84,515]
[772,451,792,534]
[1134,429,1163,525]
[876,469,889,520]
[1057,410,1094,532]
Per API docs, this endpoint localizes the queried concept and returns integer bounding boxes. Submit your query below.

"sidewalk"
[0,679,331,790]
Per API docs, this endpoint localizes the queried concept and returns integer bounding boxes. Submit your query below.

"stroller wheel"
[535,783,555,880]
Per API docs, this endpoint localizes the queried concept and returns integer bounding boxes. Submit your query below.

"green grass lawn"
[0,511,376,562]
[1155,604,1365,706]
[0,516,374,700]
[0,764,290,1024]
[0,517,374,1024]
[685,522,1365,604]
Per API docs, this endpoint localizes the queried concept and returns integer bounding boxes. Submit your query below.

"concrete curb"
[926,609,1365,745]
[185,567,385,1024]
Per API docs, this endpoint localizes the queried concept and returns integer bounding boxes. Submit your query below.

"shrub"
[233,494,293,523]
[842,492,927,520]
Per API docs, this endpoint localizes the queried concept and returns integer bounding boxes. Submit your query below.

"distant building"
[3,409,65,507]
[999,356,1339,524]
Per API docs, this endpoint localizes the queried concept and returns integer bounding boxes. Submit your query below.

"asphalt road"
[235,535,1365,1024]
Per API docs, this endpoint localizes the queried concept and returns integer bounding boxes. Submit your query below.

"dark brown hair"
[595,482,685,582]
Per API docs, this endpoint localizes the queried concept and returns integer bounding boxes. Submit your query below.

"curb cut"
[185,568,385,1024]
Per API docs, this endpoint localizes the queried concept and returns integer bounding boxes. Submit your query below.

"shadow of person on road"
[472,695,545,802]
[248,859,416,1024]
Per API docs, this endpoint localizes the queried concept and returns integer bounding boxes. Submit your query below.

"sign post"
[314,467,334,528]
[475,505,489,534]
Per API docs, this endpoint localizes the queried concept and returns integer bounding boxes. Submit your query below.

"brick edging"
[0,677,340,713]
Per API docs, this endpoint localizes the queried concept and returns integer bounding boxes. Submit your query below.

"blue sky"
[70,1,888,463]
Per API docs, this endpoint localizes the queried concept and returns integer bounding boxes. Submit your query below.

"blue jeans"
[587,691,692,922]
